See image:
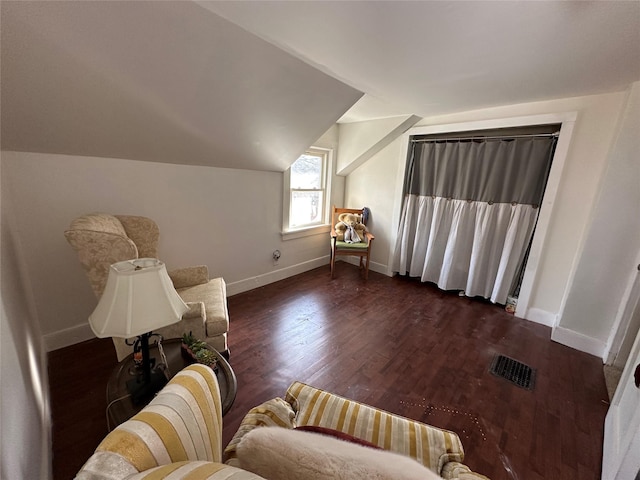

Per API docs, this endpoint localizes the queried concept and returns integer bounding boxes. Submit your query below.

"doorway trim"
[605,249,640,366]
[388,111,578,326]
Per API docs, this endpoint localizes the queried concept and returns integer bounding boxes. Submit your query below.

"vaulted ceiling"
[204,0,639,123]
[2,1,639,172]
[0,1,362,171]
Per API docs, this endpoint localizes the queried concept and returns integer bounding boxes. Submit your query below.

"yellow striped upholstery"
[441,461,491,479]
[224,397,296,466]
[98,364,222,465]
[125,461,265,479]
[77,365,264,480]
[285,381,465,474]
[225,381,489,479]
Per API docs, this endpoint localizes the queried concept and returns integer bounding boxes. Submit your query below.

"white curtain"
[393,195,538,304]
[392,134,557,305]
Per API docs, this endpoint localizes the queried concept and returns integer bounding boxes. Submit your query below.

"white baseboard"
[522,308,558,327]
[46,257,391,350]
[44,322,95,352]
[551,326,606,358]
[226,256,330,297]
[341,257,390,276]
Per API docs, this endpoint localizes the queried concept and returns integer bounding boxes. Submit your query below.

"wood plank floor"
[48,263,609,480]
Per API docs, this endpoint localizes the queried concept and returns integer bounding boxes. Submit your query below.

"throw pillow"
[236,426,443,480]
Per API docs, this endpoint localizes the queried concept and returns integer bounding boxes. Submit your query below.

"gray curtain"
[405,137,556,205]
[393,135,557,304]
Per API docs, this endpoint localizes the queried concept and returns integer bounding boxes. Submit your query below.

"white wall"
[344,135,405,274]
[1,166,51,479]
[344,90,629,357]
[314,124,346,210]
[556,82,640,353]
[336,115,420,175]
[2,133,338,349]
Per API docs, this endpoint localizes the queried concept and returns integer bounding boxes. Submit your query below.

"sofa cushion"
[285,381,465,473]
[236,427,442,480]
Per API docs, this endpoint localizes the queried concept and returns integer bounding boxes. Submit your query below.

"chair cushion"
[334,240,369,250]
[236,427,442,480]
[169,266,210,289]
[285,381,465,473]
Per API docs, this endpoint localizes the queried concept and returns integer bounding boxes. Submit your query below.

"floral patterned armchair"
[65,213,229,361]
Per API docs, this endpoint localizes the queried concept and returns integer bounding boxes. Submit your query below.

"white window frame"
[282,147,333,240]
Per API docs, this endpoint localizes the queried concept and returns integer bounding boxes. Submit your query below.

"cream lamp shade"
[89,258,189,338]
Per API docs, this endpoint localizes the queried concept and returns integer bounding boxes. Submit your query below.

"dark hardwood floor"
[49,263,609,480]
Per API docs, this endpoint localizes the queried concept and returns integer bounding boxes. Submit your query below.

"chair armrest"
[77,365,223,479]
[224,397,296,465]
[183,301,205,320]
[441,461,491,479]
[169,266,209,289]
[365,231,375,241]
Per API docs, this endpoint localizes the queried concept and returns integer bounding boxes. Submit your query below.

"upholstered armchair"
[65,213,229,361]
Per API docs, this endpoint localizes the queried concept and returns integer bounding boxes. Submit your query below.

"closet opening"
[392,124,560,311]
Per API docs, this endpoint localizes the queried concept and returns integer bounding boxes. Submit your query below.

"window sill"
[281,224,331,241]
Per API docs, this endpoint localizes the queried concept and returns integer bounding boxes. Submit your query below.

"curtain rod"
[411,132,559,143]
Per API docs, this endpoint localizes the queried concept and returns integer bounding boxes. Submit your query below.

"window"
[283,147,332,236]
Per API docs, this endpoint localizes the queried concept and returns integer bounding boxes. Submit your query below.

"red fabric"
[294,425,381,449]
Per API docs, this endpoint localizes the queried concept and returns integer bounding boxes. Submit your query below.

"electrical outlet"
[273,250,281,262]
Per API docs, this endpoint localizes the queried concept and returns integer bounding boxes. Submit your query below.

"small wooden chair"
[330,206,375,279]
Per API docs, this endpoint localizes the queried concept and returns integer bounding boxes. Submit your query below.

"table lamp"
[89,258,189,404]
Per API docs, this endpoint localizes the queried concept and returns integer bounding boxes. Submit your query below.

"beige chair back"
[65,213,159,298]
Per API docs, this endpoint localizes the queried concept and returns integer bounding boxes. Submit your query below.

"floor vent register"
[489,354,535,390]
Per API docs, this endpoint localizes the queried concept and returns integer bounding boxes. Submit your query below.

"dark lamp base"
[126,370,168,405]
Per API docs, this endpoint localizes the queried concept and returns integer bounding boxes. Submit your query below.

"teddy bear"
[335,212,368,243]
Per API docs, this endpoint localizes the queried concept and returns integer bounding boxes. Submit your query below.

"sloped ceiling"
[203,1,640,122]
[0,1,362,171]
[2,1,639,171]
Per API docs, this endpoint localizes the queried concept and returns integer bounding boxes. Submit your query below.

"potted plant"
[181,332,218,369]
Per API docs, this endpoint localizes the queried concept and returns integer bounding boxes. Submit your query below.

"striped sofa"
[77,364,488,479]
[225,381,490,480]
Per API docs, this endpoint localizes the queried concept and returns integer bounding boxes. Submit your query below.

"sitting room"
[1,2,639,480]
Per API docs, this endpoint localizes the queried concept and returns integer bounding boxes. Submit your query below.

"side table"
[106,338,237,430]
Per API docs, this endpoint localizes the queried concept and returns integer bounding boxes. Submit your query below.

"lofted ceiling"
[0,1,362,171]
[203,0,640,123]
[2,1,639,172]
